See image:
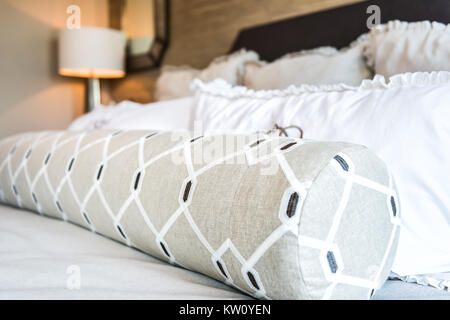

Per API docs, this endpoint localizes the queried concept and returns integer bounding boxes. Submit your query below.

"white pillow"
[191,72,450,278]
[366,20,450,78]
[68,97,195,132]
[155,49,259,101]
[244,38,371,89]
[198,49,259,85]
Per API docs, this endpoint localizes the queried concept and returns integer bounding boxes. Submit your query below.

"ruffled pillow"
[244,35,372,89]
[365,20,450,77]
[155,49,259,101]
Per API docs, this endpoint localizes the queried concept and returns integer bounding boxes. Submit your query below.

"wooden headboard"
[230,0,450,62]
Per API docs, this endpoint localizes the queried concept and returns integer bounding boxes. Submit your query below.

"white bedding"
[0,204,248,300]
[68,97,196,132]
[1,204,450,300]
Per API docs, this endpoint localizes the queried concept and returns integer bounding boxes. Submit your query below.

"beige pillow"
[366,20,450,78]
[154,66,200,101]
[244,38,371,90]
[0,130,399,299]
[155,49,259,101]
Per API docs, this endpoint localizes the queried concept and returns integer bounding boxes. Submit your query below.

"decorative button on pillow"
[0,130,399,299]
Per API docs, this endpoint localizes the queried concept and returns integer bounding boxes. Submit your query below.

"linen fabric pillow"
[154,66,200,101]
[0,130,399,299]
[155,49,259,101]
[244,38,371,89]
[191,72,450,279]
[365,20,450,78]
[68,97,195,132]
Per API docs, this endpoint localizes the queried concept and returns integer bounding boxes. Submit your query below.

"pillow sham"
[0,130,399,299]
[191,72,450,280]
[198,49,259,85]
[155,49,259,101]
[365,20,450,78]
[154,66,200,101]
[244,38,371,89]
[67,97,195,132]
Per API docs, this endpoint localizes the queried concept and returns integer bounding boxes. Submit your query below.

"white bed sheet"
[67,97,196,132]
[0,204,248,300]
[1,204,449,300]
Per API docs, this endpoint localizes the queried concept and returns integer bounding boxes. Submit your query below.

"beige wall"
[0,0,109,139]
[111,0,364,103]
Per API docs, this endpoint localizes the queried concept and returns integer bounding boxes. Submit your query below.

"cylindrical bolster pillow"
[0,130,400,299]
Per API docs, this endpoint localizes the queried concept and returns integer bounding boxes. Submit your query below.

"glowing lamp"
[59,27,125,111]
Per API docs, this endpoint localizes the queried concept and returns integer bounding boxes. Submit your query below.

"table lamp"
[59,27,126,112]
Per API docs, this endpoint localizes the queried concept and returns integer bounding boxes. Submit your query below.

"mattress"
[0,204,449,300]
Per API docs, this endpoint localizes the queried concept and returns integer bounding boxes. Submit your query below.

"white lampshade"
[59,27,126,78]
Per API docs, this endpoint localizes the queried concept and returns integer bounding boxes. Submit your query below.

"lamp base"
[86,78,101,113]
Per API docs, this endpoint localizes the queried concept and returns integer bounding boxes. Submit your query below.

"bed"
[1,203,449,300]
[2,0,450,300]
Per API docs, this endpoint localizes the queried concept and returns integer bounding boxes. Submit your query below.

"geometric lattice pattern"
[0,130,400,299]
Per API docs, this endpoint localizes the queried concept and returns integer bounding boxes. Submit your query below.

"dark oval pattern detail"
[145,132,157,139]
[250,139,265,148]
[32,192,38,204]
[82,212,91,225]
[116,225,127,239]
[247,271,260,290]
[183,181,192,202]
[134,172,141,190]
[280,142,297,151]
[44,153,51,165]
[56,200,63,213]
[160,242,171,258]
[390,196,397,217]
[333,155,349,172]
[216,261,228,279]
[327,251,338,274]
[112,130,122,136]
[12,184,18,196]
[9,145,17,155]
[286,192,299,218]
[190,136,203,143]
[67,158,75,172]
[96,164,104,181]
[25,149,32,159]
